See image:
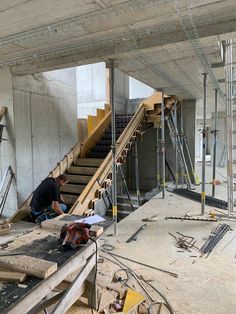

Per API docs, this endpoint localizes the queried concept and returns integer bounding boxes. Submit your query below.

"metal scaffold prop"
[107,59,118,234]
[201,73,207,215]
[224,39,235,218]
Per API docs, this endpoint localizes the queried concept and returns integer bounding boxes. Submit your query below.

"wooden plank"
[87,115,98,135]
[0,255,57,279]
[0,270,26,283]
[6,242,96,314]
[96,108,105,122]
[98,290,117,312]
[74,158,103,167]
[78,118,88,143]
[141,92,162,110]
[66,174,92,185]
[0,106,7,123]
[60,184,85,194]
[104,103,111,115]
[41,218,66,233]
[52,254,96,314]
[67,166,98,176]
[80,111,111,158]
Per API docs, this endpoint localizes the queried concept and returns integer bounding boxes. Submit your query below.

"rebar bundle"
[200,223,231,255]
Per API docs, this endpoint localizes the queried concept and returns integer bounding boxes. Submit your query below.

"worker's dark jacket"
[30,177,60,212]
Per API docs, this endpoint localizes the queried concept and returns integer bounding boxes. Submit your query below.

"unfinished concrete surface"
[101,191,236,314]
[0,1,234,113]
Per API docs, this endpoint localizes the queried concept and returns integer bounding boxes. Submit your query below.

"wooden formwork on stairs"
[10,92,176,223]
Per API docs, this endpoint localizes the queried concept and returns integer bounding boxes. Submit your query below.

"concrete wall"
[129,77,154,99]
[12,68,77,209]
[127,99,196,192]
[0,68,18,217]
[211,111,227,166]
[76,64,155,117]
[77,63,129,116]
[77,62,106,118]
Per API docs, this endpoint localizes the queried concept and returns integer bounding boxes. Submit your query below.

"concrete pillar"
[0,68,18,217]
[114,68,129,113]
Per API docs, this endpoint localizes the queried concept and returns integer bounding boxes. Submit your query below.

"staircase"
[11,93,176,222]
[60,115,133,208]
[87,114,133,158]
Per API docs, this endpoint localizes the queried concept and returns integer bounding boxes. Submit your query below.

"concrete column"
[0,68,18,217]
[114,68,129,113]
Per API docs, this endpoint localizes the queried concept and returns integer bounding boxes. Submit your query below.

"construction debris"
[0,220,11,236]
[123,288,145,313]
[142,215,158,222]
[165,216,217,222]
[0,270,26,283]
[169,232,198,252]
[100,250,178,278]
[200,223,231,256]
[126,224,147,243]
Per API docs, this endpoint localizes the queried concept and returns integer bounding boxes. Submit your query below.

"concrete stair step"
[67,166,98,176]
[60,183,86,195]
[74,158,103,167]
[66,174,92,184]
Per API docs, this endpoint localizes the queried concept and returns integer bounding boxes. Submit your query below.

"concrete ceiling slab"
[0,0,236,115]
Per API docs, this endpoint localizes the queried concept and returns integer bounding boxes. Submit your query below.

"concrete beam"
[10,17,236,75]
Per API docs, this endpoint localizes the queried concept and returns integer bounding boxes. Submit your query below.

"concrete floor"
[0,163,234,313]
[101,164,236,314]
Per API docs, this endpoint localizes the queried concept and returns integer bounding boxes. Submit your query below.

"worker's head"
[56,174,68,187]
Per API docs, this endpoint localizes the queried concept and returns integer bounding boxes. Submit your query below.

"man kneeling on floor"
[30,174,68,223]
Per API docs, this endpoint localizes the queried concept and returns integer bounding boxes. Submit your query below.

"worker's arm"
[60,194,66,204]
[51,201,64,215]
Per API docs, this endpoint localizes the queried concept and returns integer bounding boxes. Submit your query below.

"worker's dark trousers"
[31,203,68,223]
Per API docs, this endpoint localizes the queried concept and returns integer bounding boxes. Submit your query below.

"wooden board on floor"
[0,270,26,283]
[0,255,57,279]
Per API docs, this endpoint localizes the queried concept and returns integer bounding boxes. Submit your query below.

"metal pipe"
[174,101,178,187]
[156,128,160,188]
[180,103,184,183]
[224,40,234,217]
[183,135,196,185]
[134,141,141,205]
[212,89,218,197]
[160,90,165,198]
[107,60,117,234]
[201,73,207,215]
[118,164,134,211]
